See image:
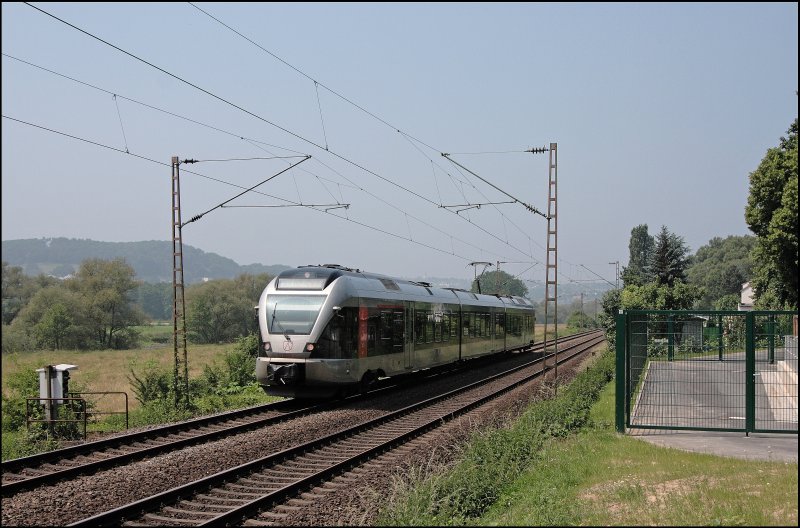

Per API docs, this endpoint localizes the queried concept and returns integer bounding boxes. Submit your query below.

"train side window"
[367,320,376,352]
[380,310,392,341]
[463,312,473,338]
[425,313,433,343]
[415,311,425,344]
[392,310,404,349]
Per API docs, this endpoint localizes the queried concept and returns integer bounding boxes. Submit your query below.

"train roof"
[276,265,532,307]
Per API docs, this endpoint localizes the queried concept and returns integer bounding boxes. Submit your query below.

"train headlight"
[264,342,271,352]
[306,343,315,351]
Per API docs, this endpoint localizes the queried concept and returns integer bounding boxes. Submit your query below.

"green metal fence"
[615,310,798,435]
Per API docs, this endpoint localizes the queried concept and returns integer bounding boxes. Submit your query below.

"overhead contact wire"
[21,4,538,264]
[3,115,478,264]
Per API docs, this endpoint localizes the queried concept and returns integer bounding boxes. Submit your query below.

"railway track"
[2,331,595,499]
[1,396,328,496]
[67,330,604,527]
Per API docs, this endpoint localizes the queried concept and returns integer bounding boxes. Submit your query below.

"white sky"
[2,2,797,284]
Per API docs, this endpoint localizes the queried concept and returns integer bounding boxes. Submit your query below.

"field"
[1,341,234,413]
[2,323,581,412]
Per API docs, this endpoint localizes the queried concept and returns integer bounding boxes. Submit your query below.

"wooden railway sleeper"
[194,493,249,502]
[222,483,264,492]
[142,513,202,526]
[162,506,219,518]
[240,473,295,483]
[235,478,285,490]
[176,500,232,511]
[218,486,263,496]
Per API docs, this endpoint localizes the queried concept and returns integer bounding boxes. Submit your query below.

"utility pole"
[543,143,558,387]
[609,261,620,289]
[580,292,584,329]
[171,156,189,409]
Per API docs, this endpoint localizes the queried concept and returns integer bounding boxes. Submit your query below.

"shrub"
[128,360,173,405]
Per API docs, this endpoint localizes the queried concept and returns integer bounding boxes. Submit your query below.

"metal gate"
[615,310,798,434]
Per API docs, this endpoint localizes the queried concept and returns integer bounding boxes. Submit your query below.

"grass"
[474,382,798,526]
[1,335,279,461]
[378,346,798,526]
[2,343,240,412]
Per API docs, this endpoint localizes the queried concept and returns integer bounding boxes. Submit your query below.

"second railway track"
[68,331,604,527]
[2,331,596,498]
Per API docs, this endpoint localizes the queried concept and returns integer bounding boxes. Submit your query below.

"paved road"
[629,428,797,463]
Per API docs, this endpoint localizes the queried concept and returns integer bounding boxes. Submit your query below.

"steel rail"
[1,399,325,496]
[3,331,597,497]
[69,331,603,527]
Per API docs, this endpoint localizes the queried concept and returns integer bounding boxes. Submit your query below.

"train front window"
[266,295,326,335]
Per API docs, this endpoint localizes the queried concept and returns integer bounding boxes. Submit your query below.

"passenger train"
[256,264,536,397]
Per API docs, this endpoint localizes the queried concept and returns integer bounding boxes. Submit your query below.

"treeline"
[597,117,797,342]
[1,259,272,352]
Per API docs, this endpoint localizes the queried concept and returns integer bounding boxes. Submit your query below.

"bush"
[1,362,40,432]
[128,360,173,405]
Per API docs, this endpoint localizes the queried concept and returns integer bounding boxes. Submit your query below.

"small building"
[738,282,754,311]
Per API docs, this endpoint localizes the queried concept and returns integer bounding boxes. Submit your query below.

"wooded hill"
[1,238,291,284]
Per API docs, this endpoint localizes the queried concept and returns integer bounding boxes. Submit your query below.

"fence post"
[667,314,674,361]
[718,314,724,361]
[745,311,755,435]
[615,310,626,433]
[767,314,775,364]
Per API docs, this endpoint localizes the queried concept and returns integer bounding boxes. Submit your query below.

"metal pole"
[543,143,558,386]
[615,310,626,433]
[172,156,189,409]
[45,365,54,436]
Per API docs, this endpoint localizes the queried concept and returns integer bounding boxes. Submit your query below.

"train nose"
[267,362,303,385]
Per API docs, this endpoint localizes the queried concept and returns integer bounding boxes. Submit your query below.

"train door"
[404,302,414,369]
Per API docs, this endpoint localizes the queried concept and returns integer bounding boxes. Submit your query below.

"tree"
[686,235,755,308]
[566,310,595,330]
[597,288,622,346]
[1,262,57,325]
[66,258,144,349]
[621,281,704,311]
[186,273,272,344]
[34,303,73,350]
[650,226,691,287]
[133,282,173,321]
[469,270,528,297]
[744,119,798,308]
[11,285,85,349]
[621,224,654,287]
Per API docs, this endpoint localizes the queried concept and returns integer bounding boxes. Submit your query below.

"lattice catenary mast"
[542,143,558,383]
[171,156,189,408]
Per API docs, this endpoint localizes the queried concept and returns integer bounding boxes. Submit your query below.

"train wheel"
[359,370,377,395]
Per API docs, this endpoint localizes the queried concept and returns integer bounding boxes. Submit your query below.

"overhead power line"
[2,114,516,265]
[185,3,548,257]
[181,156,311,227]
[4,52,532,262]
[24,4,539,265]
[442,154,548,219]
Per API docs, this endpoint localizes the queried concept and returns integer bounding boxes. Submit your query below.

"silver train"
[255,264,536,397]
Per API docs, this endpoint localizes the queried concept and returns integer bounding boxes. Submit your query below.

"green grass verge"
[378,348,798,526]
[478,382,798,526]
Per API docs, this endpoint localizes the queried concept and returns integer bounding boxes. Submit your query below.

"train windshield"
[266,294,326,335]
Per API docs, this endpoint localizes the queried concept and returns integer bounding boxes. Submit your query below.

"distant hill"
[1,238,291,284]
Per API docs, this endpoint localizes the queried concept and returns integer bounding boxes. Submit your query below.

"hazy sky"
[2,2,797,285]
